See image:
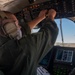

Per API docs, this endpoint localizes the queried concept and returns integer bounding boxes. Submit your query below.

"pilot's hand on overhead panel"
[38,10,47,20]
[46,9,56,21]
[28,9,56,29]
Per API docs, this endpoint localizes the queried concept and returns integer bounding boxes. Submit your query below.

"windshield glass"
[55,18,75,47]
[32,18,75,47]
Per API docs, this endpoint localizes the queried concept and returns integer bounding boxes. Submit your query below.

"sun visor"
[67,17,75,23]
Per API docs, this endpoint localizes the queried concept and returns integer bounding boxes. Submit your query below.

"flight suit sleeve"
[20,21,31,36]
[31,18,59,62]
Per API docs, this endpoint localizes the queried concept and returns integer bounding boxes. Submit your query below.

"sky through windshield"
[55,18,75,43]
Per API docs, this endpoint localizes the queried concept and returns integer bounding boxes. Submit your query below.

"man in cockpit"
[0,9,58,75]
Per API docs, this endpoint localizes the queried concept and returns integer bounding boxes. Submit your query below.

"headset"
[0,11,18,38]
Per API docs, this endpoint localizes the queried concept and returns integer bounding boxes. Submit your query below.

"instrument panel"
[39,46,75,75]
[55,49,73,63]
[52,46,75,75]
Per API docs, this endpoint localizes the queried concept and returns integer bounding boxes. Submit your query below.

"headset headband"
[0,11,8,19]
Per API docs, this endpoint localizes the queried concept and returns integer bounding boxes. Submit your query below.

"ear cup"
[0,11,19,38]
[3,22,18,37]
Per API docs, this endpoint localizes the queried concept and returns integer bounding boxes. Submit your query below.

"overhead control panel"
[22,0,75,19]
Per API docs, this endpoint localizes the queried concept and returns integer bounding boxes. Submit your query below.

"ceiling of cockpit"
[0,0,30,13]
[0,0,49,13]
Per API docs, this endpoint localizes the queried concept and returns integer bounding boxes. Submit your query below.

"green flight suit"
[0,18,58,75]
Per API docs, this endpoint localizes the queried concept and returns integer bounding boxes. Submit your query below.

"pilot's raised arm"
[0,9,58,75]
[19,9,58,75]
[25,9,59,62]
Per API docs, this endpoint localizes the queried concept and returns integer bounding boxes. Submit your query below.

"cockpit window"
[55,18,75,47]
